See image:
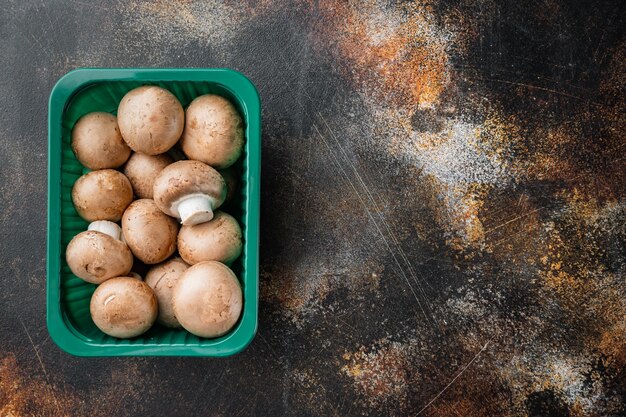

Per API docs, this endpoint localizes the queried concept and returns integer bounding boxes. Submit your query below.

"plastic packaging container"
[47,68,260,356]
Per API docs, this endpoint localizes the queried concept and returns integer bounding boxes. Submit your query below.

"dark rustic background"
[1,1,624,416]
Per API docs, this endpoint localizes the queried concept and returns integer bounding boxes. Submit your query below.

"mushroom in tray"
[180,94,244,169]
[71,169,133,222]
[145,257,189,328]
[117,86,184,155]
[178,211,242,265]
[65,220,133,284]
[90,277,158,338]
[123,152,173,199]
[152,160,227,226]
[121,199,179,265]
[71,112,131,170]
[172,261,242,338]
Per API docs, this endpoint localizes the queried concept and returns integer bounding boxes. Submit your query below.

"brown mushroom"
[145,258,189,328]
[180,94,244,169]
[153,160,226,226]
[90,277,158,338]
[172,261,242,338]
[71,112,131,169]
[121,199,178,264]
[117,86,184,155]
[71,169,133,222]
[178,211,242,265]
[123,152,173,199]
[65,221,133,284]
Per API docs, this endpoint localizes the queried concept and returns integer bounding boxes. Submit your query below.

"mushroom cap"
[152,160,226,218]
[123,152,173,199]
[145,257,189,328]
[180,94,244,169]
[178,211,242,265]
[117,86,184,155]
[90,277,158,338]
[219,166,238,207]
[66,231,133,284]
[172,261,242,338]
[71,169,133,222]
[71,112,131,170]
[121,199,179,264]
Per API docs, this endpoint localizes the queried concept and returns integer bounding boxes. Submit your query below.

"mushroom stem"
[176,195,216,225]
[88,220,122,240]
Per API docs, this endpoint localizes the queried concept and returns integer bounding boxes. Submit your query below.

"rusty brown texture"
[0,0,624,416]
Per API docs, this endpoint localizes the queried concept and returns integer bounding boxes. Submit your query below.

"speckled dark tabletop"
[1,1,624,416]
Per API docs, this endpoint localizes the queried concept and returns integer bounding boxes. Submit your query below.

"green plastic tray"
[47,68,260,357]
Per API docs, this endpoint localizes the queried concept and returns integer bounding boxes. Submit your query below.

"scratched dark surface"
[1,0,625,416]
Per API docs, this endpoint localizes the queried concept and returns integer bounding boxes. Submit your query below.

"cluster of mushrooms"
[65,86,245,339]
